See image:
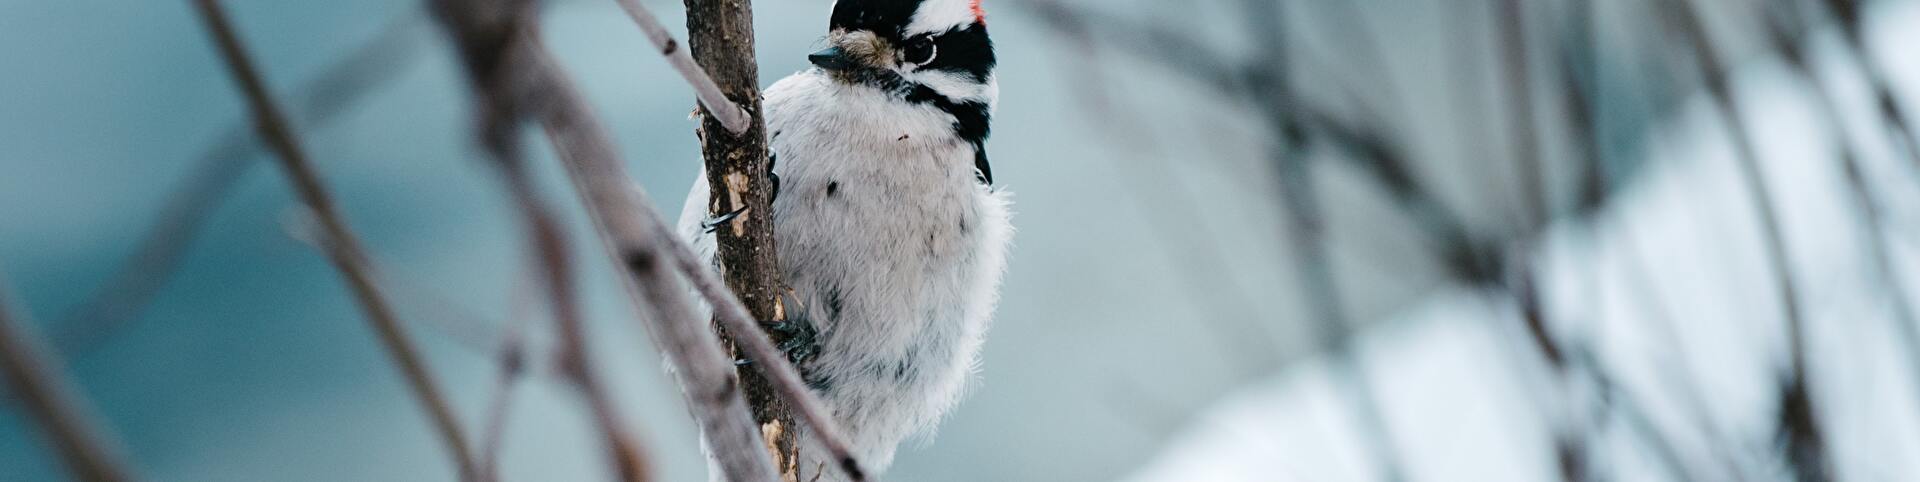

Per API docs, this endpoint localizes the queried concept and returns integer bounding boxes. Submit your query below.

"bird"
[675,0,1009,479]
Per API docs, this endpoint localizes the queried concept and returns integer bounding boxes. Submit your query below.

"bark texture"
[681,0,800,477]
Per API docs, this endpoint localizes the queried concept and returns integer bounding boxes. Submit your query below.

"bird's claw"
[734,293,820,368]
[702,207,748,233]
[763,318,821,365]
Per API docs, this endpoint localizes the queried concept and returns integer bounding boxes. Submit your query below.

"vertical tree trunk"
[681,0,797,478]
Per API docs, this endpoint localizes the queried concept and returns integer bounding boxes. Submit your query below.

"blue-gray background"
[0,0,1708,480]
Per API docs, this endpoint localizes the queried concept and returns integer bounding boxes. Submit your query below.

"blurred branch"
[0,278,136,482]
[1018,0,1498,285]
[1815,0,1920,176]
[421,0,868,480]
[1042,38,1280,373]
[188,1,478,479]
[676,0,813,475]
[611,0,749,134]
[427,1,674,481]
[1495,0,1549,228]
[1766,0,1920,438]
[53,10,427,357]
[1654,0,1829,478]
[1243,2,1410,480]
[1499,2,1588,479]
[475,284,530,482]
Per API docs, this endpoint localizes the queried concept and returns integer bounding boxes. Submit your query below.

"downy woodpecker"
[677,0,1009,479]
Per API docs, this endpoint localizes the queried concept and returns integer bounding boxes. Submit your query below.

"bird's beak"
[809,46,857,72]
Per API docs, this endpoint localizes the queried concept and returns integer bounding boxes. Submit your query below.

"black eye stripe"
[916,25,993,82]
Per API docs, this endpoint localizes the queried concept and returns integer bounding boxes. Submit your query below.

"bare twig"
[1815,0,1920,175]
[1765,0,1920,437]
[1496,2,1587,478]
[427,0,659,479]
[0,278,136,482]
[419,2,864,474]
[475,301,528,482]
[1041,34,1279,373]
[610,0,750,135]
[53,10,427,357]
[677,0,835,476]
[1496,0,1550,228]
[1563,4,1745,475]
[1654,0,1828,478]
[423,0,786,479]
[508,162,656,482]
[1242,2,1409,480]
[535,82,781,481]
[1019,0,1497,284]
[189,2,477,478]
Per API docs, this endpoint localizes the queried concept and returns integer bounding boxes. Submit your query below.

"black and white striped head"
[810,0,997,104]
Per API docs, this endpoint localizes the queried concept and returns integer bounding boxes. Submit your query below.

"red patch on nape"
[970,0,986,24]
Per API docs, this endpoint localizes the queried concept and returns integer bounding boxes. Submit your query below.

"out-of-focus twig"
[675,0,816,475]
[0,278,136,482]
[1018,0,1498,285]
[1766,0,1920,440]
[53,10,427,357]
[1242,2,1410,480]
[1496,0,1549,228]
[424,0,806,480]
[189,2,477,479]
[610,0,749,135]
[430,0,657,479]
[474,294,529,482]
[1036,0,1279,375]
[1815,0,1920,176]
[1655,0,1829,478]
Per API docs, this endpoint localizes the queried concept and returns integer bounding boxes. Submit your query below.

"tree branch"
[611,0,750,135]
[53,10,427,357]
[189,1,478,478]
[1766,0,1920,441]
[1242,2,1409,480]
[0,278,136,482]
[1654,0,1829,478]
[1018,0,1498,284]
[421,1,788,479]
[677,0,815,477]
[1816,0,1920,176]
[424,1,662,479]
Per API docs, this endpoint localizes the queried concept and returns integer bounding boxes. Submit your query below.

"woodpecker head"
[810,0,996,104]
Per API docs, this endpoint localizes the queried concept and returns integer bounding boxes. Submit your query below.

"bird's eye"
[902,37,937,66]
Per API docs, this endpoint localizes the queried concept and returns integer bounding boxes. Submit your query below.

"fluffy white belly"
[677,70,1012,479]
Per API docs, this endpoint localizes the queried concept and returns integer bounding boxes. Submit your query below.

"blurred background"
[4,0,1920,480]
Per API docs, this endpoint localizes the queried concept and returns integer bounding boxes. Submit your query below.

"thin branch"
[675,0,814,476]
[1567,6,1747,472]
[530,47,867,481]
[1018,0,1497,284]
[535,82,782,481]
[1655,0,1828,478]
[53,10,427,357]
[189,2,477,479]
[475,297,528,482]
[0,278,136,482]
[1042,35,1280,373]
[429,0,659,479]
[508,162,655,482]
[1496,0,1549,228]
[1243,2,1409,481]
[611,0,750,135]
[1765,0,1920,438]
[423,0,783,479]
[1498,2,1586,479]
[1815,0,1920,176]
